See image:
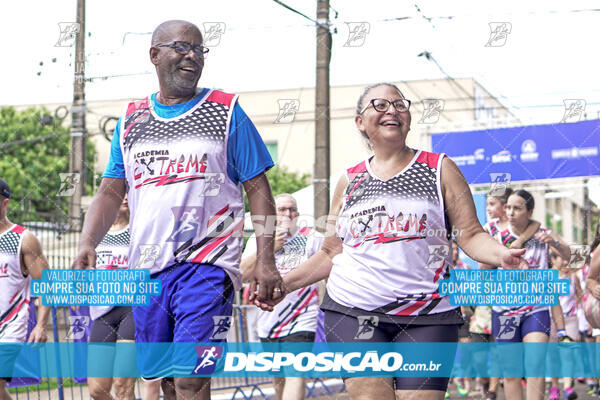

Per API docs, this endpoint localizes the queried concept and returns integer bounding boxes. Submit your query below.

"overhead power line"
[271,0,330,29]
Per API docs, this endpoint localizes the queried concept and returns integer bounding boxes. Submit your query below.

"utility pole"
[69,0,86,226]
[314,0,331,232]
[584,178,590,244]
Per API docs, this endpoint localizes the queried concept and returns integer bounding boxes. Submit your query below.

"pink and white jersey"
[120,90,245,289]
[559,272,578,317]
[244,227,323,338]
[577,264,590,331]
[483,218,504,240]
[0,225,30,342]
[327,150,454,316]
[90,227,130,321]
[492,226,550,316]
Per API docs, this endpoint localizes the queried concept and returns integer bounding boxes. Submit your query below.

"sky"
[2,0,599,114]
[1,0,599,200]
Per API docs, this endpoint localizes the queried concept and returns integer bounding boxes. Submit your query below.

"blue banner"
[1,342,597,378]
[432,119,600,184]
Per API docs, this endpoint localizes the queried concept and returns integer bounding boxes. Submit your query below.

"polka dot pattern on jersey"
[345,161,439,210]
[0,231,20,255]
[124,100,230,150]
[98,228,130,248]
[277,234,308,257]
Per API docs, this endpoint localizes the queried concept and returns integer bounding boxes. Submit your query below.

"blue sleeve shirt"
[102,89,274,184]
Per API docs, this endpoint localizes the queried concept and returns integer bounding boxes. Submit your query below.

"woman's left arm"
[441,157,526,268]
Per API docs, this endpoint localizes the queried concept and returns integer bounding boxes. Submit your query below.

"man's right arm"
[73,120,127,269]
[73,178,126,268]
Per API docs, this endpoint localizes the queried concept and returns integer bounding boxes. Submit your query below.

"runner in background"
[484,188,541,244]
[546,250,581,400]
[486,189,570,400]
[88,196,136,400]
[475,188,541,400]
[0,178,50,400]
[241,194,323,400]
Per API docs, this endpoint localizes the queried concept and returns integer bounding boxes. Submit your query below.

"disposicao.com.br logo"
[227,351,394,372]
[204,343,455,377]
[223,350,442,374]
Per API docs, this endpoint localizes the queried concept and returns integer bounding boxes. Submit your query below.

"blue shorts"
[492,310,550,342]
[132,263,234,377]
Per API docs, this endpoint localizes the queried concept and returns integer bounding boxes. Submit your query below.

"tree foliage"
[266,166,311,197]
[244,166,311,211]
[0,107,96,214]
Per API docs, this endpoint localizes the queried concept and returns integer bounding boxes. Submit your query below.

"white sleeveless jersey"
[483,218,503,239]
[558,272,577,317]
[491,222,550,316]
[90,227,130,321]
[243,228,323,338]
[327,150,454,316]
[119,90,245,289]
[0,225,30,342]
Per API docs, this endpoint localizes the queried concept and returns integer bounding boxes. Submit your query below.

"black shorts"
[90,306,135,342]
[323,310,459,391]
[581,329,593,339]
[458,316,471,339]
[470,332,493,343]
[260,331,316,343]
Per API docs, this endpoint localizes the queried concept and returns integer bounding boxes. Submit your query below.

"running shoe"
[454,378,469,397]
[587,384,597,395]
[549,386,560,400]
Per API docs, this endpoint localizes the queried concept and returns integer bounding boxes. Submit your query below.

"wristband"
[557,329,566,338]
[558,330,573,343]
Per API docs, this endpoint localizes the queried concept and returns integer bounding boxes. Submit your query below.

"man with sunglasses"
[73,20,283,400]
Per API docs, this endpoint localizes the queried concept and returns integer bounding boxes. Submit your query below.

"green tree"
[244,166,311,212]
[0,107,96,215]
[267,166,311,197]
